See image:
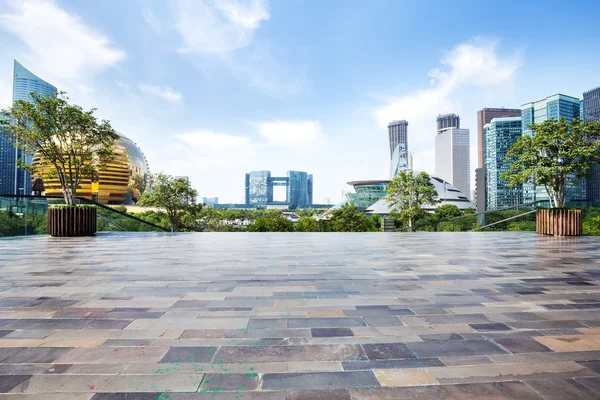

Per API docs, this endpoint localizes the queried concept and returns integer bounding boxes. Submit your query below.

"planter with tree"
[137,173,201,232]
[0,92,118,237]
[501,118,600,236]
[384,170,439,231]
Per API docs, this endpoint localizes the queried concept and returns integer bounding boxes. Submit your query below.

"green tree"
[501,118,600,208]
[137,173,200,232]
[0,92,118,205]
[434,204,462,221]
[248,210,293,232]
[295,216,320,232]
[384,170,438,231]
[329,203,376,232]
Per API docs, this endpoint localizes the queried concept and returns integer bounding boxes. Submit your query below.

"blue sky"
[1,0,599,203]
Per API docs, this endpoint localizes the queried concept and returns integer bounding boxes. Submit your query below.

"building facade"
[521,94,585,203]
[202,197,219,206]
[0,61,57,195]
[435,127,470,198]
[244,170,313,208]
[387,120,408,161]
[583,86,600,204]
[484,117,523,210]
[476,108,521,169]
[436,113,460,132]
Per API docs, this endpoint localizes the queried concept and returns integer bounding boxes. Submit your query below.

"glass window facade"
[244,170,312,208]
[521,94,585,203]
[0,61,57,195]
[387,120,408,160]
[484,117,523,210]
[583,86,600,203]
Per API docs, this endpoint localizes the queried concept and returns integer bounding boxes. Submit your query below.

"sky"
[0,0,599,204]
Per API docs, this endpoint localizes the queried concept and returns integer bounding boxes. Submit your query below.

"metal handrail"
[471,209,537,231]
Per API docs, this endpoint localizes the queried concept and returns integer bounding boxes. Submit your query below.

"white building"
[435,127,470,198]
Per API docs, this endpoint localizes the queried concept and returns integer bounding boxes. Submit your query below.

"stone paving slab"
[1,232,600,398]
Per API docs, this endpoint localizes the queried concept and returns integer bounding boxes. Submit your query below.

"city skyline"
[0,1,599,202]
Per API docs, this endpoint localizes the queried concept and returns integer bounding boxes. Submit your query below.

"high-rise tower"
[435,127,470,198]
[436,113,460,132]
[583,86,600,203]
[387,120,408,160]
[0,61,57,195]
[476,108,521,169]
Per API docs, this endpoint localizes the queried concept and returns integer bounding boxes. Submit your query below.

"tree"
[329,203,377,232]
[435,204,462,221]
[295,216,320,232]
[384,170,438,231]
[501,118,600,208]
[137,173,200,232]
[248,210,293,232]
[0,92,118,205]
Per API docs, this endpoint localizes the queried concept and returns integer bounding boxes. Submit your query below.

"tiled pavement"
[0,232,600,399]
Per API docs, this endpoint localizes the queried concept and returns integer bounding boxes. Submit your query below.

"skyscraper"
[0,61,57,195]
[287,171,313,207]
[436,113,460,132]
[521,94,585,202]
[435,127,470,197]
[476,108,521,169]
[244,170,312,208]
[387,120,408,160]
[583,86,600,203]
[484,117,523,210]
[245,170,272,206]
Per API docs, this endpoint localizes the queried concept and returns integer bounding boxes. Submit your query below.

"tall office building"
[436,113,460,132]
[484,117,523,210]
[245,170,312,207]
[521,94,585,202]
[583,86,600,203]
[287,171,313,207]
[476,108,521,169]
[0,61,57,195]
[435,127,470,197]
[387,120,408,160]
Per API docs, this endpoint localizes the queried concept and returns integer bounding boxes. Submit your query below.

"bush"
[583,216,600,236]
[295,216,320,232]
[507,220,536,231]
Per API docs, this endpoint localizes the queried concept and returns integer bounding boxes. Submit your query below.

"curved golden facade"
[33,134,150,205]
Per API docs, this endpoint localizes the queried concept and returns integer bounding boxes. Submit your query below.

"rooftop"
[1,232,600,398]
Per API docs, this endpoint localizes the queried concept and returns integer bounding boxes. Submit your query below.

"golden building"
[33,134,150,205]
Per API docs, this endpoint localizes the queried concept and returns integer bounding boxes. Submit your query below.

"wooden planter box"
[48,207,97,237]
[536,209,582,236]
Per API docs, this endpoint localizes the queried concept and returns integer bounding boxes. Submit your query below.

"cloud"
[251,120,322,148]
[0,0,126,85]
[174,0,270,53]
[372,37,522,180]
[139,83,183,103]
[142,7,163,35]
[175,130,255,168]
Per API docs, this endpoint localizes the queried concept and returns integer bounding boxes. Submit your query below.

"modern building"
[475,167,486,213]
[521,94,585,202]
[435,127,470,198]
[345,175,473,214]
[0,61,57,195]
[484,117,523,210]
[477,108,521,169]
[436,113,460,132]
[202,197,219,206]
[390,143,409,178]
[387,120,408,161]
[583,86,600,204]
[244,170,313,208]
[35,133,150,205]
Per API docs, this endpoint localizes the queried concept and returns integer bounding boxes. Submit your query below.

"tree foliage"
[137,173,200,232]
[434,204,462,221]
[384,170,438,231]
[295,216,320,232]
[0,92,118,205]
[248,210,294,232]
[501,118,600,208]
[329,203,378,232]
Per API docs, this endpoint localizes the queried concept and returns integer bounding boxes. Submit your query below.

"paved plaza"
[1,232,600,399]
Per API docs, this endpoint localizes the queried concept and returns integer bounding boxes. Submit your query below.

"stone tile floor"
[0,232,600,399]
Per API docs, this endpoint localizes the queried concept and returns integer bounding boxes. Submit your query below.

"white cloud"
[139,83,183,103]
[0,0,126,85]
[251,120,322,148]
[373,37,522,181]
[174,0,270,53]
[175,130,255,168]
[142,7,163,35]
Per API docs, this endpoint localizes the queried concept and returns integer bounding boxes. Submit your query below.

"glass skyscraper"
[583,86,600,204]
[521,94,585,203]
[435,127,470,198]
[245,170,272,206]
[484,117,523,210]
[0,60,57,195]
[244,170,312,208]
[387,120,408,161]
[287,171,313,208]
[436,113,460,132]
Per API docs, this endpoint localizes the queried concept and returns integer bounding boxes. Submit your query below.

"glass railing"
[0,194,168,237]
[401,200,600,233]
